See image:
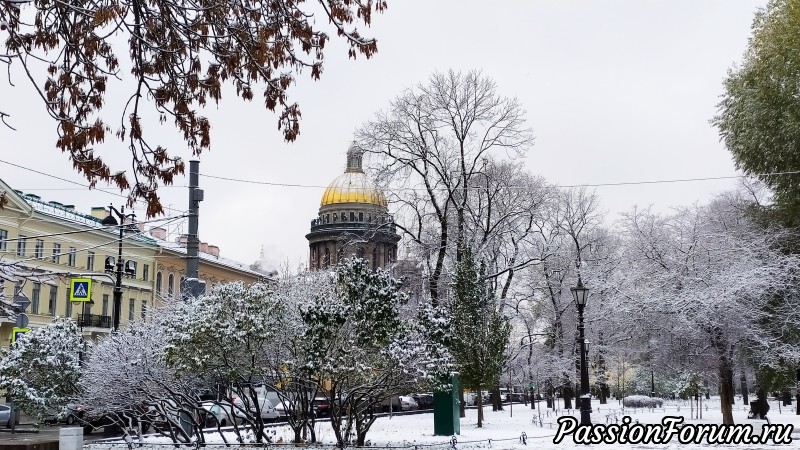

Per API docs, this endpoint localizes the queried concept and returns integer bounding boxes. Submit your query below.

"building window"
[325,214,330,223]
[31,282,41,314]
[49,286,57,315]
[141,301,147,320]
[356,247,365,258]
[350,211,356,222]
[0,229,7,251]
[359,212,363,222]
[156,272,162,294]
[129,298,135,321]
[372,247,378,270]
[35,239,44,259]
[143,264,150,282]
[324,248,330,268]
[16,236,26,256]
[168,274,175,296]
[333,213,338,223]
[341,211,347,222]
[102,294,109,316]
[52,243,61,263]
[68,247,76,267]
[87,251,95,271]
[65,288,73,318]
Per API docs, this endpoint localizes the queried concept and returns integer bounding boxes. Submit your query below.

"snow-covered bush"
[0,317,81,419]
[622,395,663,408]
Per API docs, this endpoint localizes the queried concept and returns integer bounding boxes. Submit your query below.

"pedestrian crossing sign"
[69,278,92,302]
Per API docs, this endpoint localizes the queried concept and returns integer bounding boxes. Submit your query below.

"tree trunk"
[459,384,466,418]
[563,384,573,410]
[729,369,735,404]
[492,385,503,411]
[476,383,484,427]
[719,357,735,425]
[740,370,748,406]
[781,391,792,406]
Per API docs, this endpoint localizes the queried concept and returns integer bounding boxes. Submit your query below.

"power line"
[0,214,187,242]
[200,171,800,191]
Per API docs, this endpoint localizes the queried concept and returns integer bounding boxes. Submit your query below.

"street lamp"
[571,277,591,426]
[649,337,658,398]
[100,205,136,332]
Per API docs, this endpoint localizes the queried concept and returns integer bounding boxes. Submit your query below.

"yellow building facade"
[0,180,157,344]
[0,177,270,347]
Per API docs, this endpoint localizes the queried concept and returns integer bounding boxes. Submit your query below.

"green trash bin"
[433,372,460,436]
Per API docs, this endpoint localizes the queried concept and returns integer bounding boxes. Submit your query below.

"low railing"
[78,314,112,328]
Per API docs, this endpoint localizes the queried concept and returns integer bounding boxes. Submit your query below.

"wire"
[0,215,187,242]
[0,158,191,215]
[200,171,800,191]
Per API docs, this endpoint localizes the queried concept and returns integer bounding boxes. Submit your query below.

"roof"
[320,171,388,208]
[21,194,158,247]
[147,234,270,280]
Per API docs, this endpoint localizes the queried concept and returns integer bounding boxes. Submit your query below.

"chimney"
[150,227,167,240]
[90,206,107,220]
[200,242,209,253]
[177,234,188,247]
[207,245,220,257]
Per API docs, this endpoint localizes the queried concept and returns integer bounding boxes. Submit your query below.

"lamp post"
[101,205,135,332]
[571,277,591,426]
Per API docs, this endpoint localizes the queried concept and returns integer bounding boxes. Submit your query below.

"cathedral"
[306,145,400,270]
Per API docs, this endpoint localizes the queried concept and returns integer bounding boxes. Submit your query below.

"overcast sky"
[0,0,766,271]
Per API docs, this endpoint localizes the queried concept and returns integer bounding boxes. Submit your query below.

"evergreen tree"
[450,245,510,427]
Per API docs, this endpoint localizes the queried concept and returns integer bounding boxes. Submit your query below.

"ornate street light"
[571,277,592,426]
[101,205,136,332]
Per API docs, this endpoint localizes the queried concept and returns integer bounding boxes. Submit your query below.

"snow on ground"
[89,397,800,450]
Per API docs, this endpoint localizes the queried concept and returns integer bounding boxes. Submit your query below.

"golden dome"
[320,171,387,207]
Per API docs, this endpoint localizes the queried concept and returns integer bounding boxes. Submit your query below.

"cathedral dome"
[320,145,387,208]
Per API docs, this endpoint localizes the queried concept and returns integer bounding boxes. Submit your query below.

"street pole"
[185,160,204,298]
[101,205,132,332]
[577,302,591,425]
[651,369,656,398]
[113,213,124,332]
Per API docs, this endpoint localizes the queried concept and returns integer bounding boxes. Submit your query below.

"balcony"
[77,314,111,328]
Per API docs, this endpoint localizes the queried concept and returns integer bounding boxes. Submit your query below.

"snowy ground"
[88,397,800,449]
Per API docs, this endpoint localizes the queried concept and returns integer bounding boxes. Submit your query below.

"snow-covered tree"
[0,317,81,420]
[163,281,282,443]
[614,194,800,424]
[357,70,533,303]
[302,258,450,447]
[78,315,210,443]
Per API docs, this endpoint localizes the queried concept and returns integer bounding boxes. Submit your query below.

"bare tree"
[357,69,533,303]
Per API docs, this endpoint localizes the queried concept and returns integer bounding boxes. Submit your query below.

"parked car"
[59,403,86,425]
[199,400,238,428]
[311,397,332,417]
[463,392,477,406]
[78,405,150,434]
[0,404,11,428]
[399,396,418,411]
[231,392,279,422]
[411,393,434,410]
[507,392,525,403]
